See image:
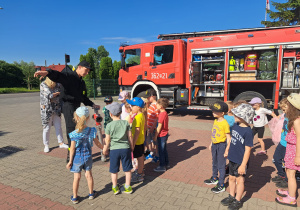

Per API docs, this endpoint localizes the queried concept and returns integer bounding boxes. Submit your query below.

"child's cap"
[118,91,129,101]
[249,97,262,104]
[126,97,145,108]
[76,106,89,118]
[104,96,113,103]
[287,93,300,110]
[210,101,228,113]
[106,102,122,116]
[231,103,255,124]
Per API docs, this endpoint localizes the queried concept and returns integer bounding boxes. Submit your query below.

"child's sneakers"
[228,199,243,209]
[131,173,144,183]
[204,177,218,185]
[154,166,166,172]
[70,196,78,204]
[88,190,97,199]
[145,154,153,160]
[151,156,159,163]
[221,194,235,206]
[112,185,120,195]
[120,185,133,194]
[211,183,225,193]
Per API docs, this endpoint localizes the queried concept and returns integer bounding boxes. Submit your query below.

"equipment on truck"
[245,53,258,70]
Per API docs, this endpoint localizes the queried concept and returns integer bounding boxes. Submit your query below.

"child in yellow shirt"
[204,102,231,193]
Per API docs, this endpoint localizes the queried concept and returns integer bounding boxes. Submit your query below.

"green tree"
[87,46,109,77]
[79,54,96,98]
[99,57,113,79]
[14,60,39,90]
[113,60,121,79]
[0,60,24,88]
[262,0,300,27]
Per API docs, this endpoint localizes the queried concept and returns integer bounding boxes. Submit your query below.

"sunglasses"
[253,115,260,121]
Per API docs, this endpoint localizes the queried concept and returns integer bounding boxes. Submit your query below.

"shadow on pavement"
[169,107,214,120]
[242,139,275,202]
[0,145,24,159]
[0,131,11,137]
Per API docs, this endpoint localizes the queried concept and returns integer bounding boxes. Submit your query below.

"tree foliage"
[13,60,39,90]
[0,60,24,88]
[262,0,300,27]
[100,57,113,79]
[79,54,96,97]
[113,60,121,79]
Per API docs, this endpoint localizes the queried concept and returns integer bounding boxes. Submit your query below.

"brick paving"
[0,92,298,209]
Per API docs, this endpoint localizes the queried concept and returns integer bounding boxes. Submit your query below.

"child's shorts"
[252,126,265,138]
[109,148,133,173]
[70,155,93,173]
[228,161,248,177]
[133,144,144,158]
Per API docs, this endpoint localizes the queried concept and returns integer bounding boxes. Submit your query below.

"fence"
[85,79,120,99]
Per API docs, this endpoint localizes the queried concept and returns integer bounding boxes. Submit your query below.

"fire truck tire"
[233,91,267,108]
[136,91,147,98]
[200,98,223,107]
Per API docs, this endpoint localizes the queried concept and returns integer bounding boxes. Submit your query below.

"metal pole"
[93,78,95,100]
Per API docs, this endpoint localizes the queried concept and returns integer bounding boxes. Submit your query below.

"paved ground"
[0,92,298,209]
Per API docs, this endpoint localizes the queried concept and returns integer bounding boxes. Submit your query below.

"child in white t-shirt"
[249,97,276,155]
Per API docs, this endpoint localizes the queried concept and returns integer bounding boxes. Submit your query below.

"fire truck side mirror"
[121,54,126,70]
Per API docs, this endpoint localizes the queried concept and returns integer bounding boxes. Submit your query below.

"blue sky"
[0,0,285,67]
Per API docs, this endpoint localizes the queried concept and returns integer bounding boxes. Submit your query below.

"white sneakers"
[44,145,50,153]
[44,143,68,153]
[59,143,69,149]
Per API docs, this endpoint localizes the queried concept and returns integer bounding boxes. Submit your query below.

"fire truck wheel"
[233,91,268,108]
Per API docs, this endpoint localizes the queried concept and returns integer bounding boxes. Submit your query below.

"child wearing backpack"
[66,107,103,204]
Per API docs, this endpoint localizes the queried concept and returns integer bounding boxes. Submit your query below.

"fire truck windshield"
[124,48,141,68]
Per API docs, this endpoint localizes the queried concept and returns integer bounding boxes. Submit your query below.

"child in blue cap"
[66,106,103,204]
[126,97,145,183]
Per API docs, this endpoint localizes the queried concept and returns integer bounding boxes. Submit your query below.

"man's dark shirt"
[46,69,93,107]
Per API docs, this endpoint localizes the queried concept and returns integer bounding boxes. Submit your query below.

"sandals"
[257,150,267,155]
[276,189,288,197]
[275,196,297,207]
[70,196,78,204]
[89,190,97,199]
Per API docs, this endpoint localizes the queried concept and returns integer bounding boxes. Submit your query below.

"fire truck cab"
[119,25,300,110]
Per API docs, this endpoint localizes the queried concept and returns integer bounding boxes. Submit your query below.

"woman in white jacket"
[40,77,68,152]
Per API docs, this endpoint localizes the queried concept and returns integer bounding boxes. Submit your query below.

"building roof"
[35,64,71,72]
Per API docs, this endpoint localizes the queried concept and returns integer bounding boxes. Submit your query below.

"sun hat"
[118,91,129,101]
[249,97,262,104]
[287,94,300,110]
[106,102,122,116]
[231,103,255,124]
[126,97,145,108]
[78,60,93,71]
[76,106,90,118]
[209,101,228,113]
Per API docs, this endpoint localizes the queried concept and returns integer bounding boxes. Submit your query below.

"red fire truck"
[118,25,300,111]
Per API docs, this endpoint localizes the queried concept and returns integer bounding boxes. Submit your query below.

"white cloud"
[101,37,147,44]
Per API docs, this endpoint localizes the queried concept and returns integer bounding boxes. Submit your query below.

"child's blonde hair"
[279,98,288,110]
[73,112,89,133]
[44,77,56,89]
[225,101,233,114]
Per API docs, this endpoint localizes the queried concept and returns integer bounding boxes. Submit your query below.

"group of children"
[65,88,300,208]
[66,89,170,204]
[205,94,300,209]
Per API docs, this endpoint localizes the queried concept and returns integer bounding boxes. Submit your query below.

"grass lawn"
[0,87,39,94]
